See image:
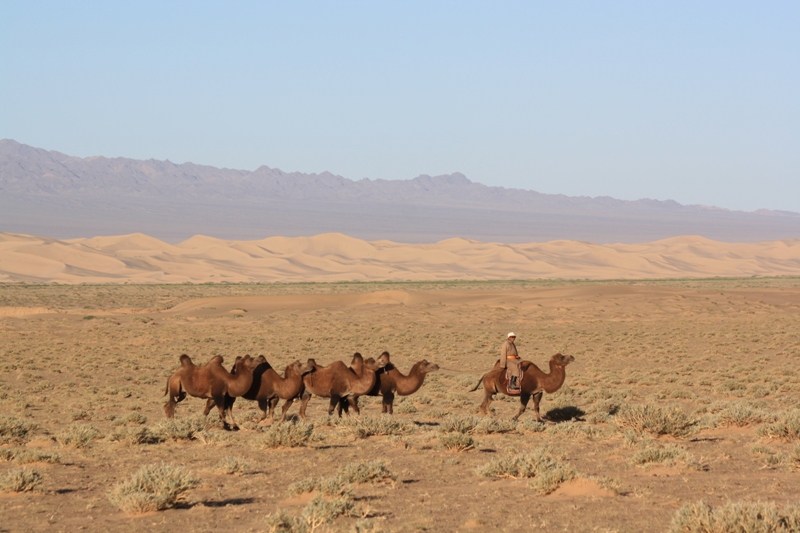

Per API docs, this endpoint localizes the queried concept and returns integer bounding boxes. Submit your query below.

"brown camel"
[299,353,387,418]
[341,351,440,414]
[471,353,575,421]
[163,354,258,430]
[217,358,315,423]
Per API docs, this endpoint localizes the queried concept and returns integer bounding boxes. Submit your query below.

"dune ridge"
[1,231,800,284]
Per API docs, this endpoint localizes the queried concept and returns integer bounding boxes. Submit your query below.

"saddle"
[503,369,523,395]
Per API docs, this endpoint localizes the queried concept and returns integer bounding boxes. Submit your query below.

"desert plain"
[1,275,800,532]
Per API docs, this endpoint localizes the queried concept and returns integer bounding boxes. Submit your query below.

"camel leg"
[532,391,543,422]
[480,392,494,417]
[512,393,531,421]
[226,401,240,431]
[349,396,360,415]
[298,392,311,420]
[214,396,232,431]
[203,398,216,417]
[328,396,341,417]
[164,398,176,418]
[278,398,295,422]
[257,398,270,421]
[383,392,395,415]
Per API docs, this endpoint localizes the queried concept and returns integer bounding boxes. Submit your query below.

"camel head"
[375,352,390,369]
[234,354,259,373]
[418,359,440,374]
[290,359,315,375]
[365,354,389,371]
[551,353,575,367]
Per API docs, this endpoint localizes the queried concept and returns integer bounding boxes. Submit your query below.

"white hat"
[507,332,516,338]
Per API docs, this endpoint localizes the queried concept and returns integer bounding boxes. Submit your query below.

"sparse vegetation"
[0,467,43,492]
[259,419,315,448]
[108,463,199,513]
[0,416,36,445]
[55,423,101,448]
[615,403,696,438]
[477,448,577,494]
[668,501,800,533]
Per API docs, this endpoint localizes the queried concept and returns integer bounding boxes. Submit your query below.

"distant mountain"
[1,139,798,243]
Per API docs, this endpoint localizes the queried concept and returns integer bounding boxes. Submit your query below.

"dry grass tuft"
[108,463,199,513]
[668,500,800,533]
[757,410,800,441]
[55,423,101,448]
[0,416,37,445]
[477,448,576,494]
[615,403,696,438]
[259,419,315,448]
[214,456,252,475]
[152,416,213,441]
[0,467,43,492]
[340,415,415,438]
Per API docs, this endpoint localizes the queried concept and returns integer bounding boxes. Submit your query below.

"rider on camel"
[501,332,522,392]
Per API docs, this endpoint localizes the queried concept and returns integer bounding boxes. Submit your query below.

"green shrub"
[0,467,43,492]
[260,419,315,448]
[477,448,576,494]
[56,424,101,448]
[668,501,800,533]
[109,463,199,513]
[615,403,696,438]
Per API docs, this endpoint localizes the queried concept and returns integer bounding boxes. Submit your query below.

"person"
[501,332,522,392]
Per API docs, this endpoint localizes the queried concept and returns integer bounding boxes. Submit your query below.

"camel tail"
[469,375,485,392]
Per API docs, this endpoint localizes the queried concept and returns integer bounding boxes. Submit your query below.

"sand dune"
[1,231,799,283]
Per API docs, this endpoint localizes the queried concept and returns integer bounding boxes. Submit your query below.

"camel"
[299,353,388,418]
[216,358,315,423]
[340,351,440,415]
[163,354,259,430]
[471,353,575,421]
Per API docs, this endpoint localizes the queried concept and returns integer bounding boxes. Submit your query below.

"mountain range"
[1,139,798,243]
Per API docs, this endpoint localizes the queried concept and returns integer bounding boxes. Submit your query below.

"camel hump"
[179,354,193,367]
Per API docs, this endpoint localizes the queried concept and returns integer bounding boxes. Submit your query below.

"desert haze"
[2,231,800,283]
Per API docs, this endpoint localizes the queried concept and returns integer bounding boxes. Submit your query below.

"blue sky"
[2,1,799,212]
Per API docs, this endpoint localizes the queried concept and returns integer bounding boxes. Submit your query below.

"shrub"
[631,443,700,469]
[0,416,36,445]
[714,401,772,428]
[474,417,517,434]
[757,410,800,441]
[341,416,415,438]
[668,501,800,533]
[264,494,355,533]
[56,424,101,448]
[615,403,696,438]
[439,414,480,434]
[260,419,315,448]
[152,416,212,441]
[440,432,475,451]
[0,467,43,492]
[477,448,576,494]
[109,463,199,513]
[108,426,163,445]
[337,459,396,485]
[4,449,61,464]
[215,456,251,475]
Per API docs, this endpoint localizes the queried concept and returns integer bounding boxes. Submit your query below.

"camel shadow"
[544,406,585,422]
[201,497,257,508]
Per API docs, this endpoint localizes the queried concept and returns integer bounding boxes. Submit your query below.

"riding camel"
[471,353,575,421]
[340,351,440,415]
[164,354,259,430]
[215,358,315,423]
[299,353,388,418]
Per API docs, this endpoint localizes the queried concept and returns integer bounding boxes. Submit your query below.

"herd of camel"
[163,350,575,430]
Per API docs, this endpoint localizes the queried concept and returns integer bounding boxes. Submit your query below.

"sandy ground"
[1,279,800,532]
[3,231,800,283]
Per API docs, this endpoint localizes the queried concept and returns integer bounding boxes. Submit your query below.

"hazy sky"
[2,1,799,212]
